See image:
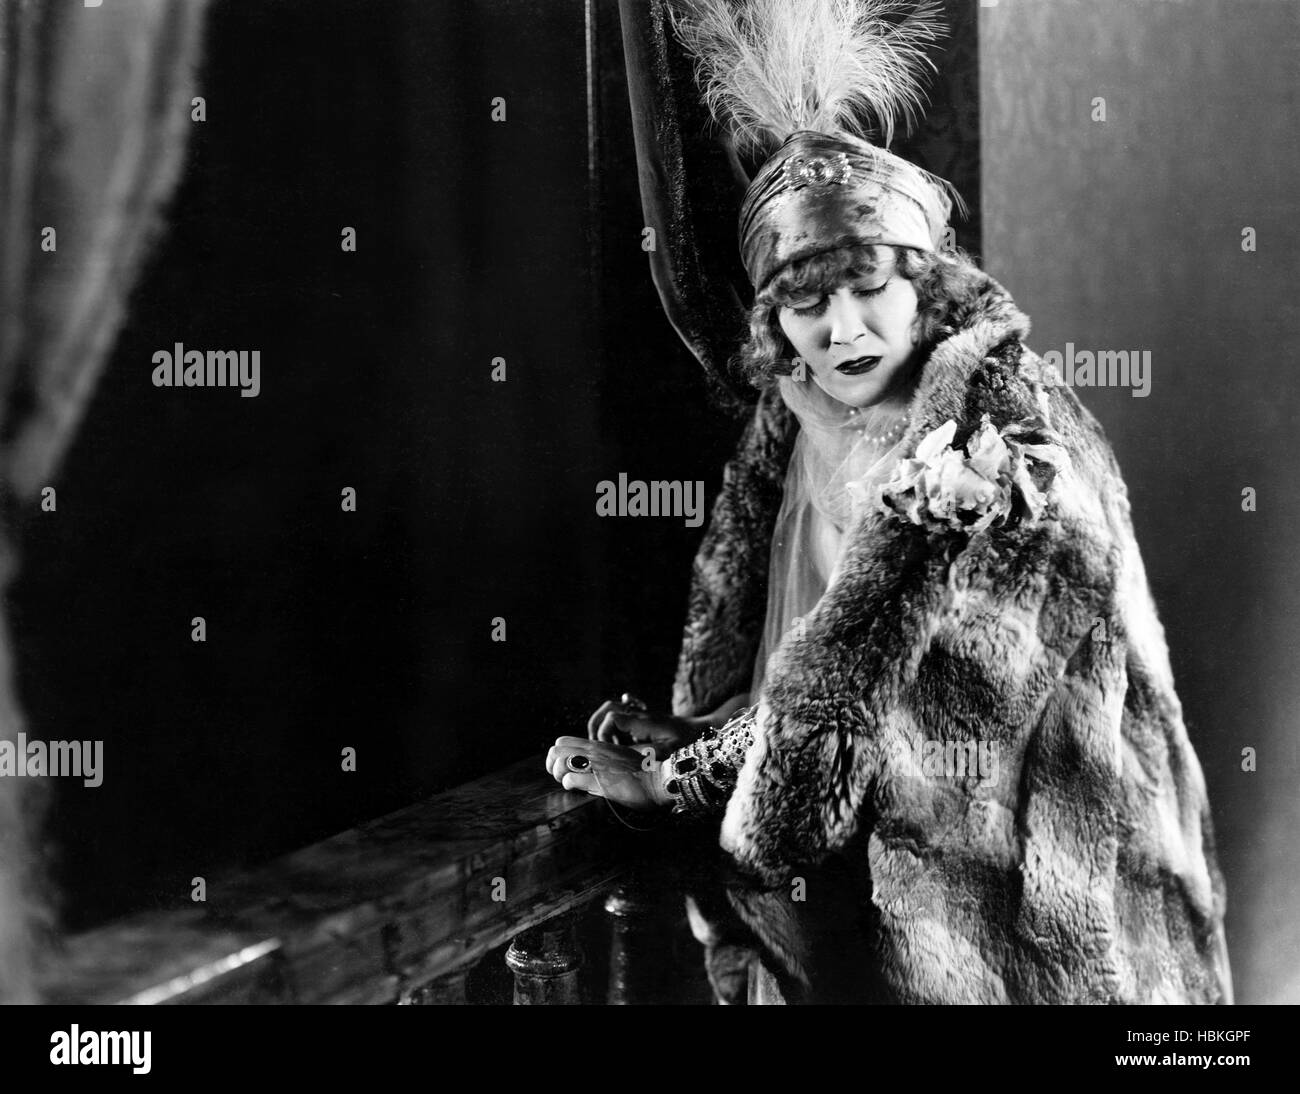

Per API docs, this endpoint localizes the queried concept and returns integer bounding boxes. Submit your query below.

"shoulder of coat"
[977,337,1054,385]
[971,336,1084,429]
[958,336,1049,415]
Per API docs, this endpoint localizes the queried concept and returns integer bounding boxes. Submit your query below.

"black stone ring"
[566,754,591,773]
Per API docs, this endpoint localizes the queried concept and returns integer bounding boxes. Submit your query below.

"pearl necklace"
[847,407,908,447]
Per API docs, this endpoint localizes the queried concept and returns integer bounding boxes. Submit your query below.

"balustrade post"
[603,874,680,1004]
[505,914,584,1005]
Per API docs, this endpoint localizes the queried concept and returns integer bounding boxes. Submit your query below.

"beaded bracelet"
[661,705,759,817]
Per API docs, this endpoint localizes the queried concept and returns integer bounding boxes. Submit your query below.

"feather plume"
[668,0,947,160]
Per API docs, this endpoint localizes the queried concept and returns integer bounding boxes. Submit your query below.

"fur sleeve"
[672,382,798,719]
[719,339,1126,884]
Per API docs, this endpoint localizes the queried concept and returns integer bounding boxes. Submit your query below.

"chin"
[819,372,891,409]
[819,353,918,410]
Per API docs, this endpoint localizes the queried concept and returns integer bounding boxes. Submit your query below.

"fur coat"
[671,271,1233,1005]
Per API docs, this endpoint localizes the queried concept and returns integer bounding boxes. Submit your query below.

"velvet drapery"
[616,0,756,418]
[0,0,208,1002]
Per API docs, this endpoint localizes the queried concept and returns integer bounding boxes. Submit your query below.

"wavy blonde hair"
[732,243,986,389]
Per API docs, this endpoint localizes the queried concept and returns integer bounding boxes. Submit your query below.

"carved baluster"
[604,878,680,1004]
[506,915,583,1005]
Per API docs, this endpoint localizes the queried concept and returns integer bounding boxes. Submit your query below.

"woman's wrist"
[643,759,676,808]
[645,697,757,816]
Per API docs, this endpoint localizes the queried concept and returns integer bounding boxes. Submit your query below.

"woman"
[547,0,1231,1005]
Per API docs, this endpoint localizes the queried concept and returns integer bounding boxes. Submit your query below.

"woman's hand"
[545,737,670,811]
[586,697,695,758]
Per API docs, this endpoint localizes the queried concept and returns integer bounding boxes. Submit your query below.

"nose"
[827,288,868,346]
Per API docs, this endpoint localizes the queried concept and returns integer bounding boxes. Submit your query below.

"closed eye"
[788,296,829,316]
[788,280,889,316]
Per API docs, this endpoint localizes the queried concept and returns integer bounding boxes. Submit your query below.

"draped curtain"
[616,0,756,417]
[0,0,208,1002]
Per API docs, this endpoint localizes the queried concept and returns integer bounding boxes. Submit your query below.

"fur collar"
[897,268,1033,443]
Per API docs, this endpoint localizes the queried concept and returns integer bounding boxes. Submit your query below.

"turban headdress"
[670,0,962,294]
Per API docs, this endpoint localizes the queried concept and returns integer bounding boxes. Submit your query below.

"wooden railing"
[38,758,711,1004]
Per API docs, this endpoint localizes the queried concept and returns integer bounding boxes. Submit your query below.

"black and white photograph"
[0,0,1295,1053]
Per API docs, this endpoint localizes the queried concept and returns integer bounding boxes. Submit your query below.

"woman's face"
[777,247,922,410]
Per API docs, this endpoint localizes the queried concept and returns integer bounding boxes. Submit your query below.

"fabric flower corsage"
[866,412,1071,534]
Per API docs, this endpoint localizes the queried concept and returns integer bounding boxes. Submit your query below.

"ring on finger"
[566,754,591,773]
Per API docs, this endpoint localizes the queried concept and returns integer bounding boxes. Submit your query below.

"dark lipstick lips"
[835,356,881,375]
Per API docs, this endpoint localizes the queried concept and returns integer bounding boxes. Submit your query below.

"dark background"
[8,0,749,934]
[9,0,617,928]
[4,0,1295,1003]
